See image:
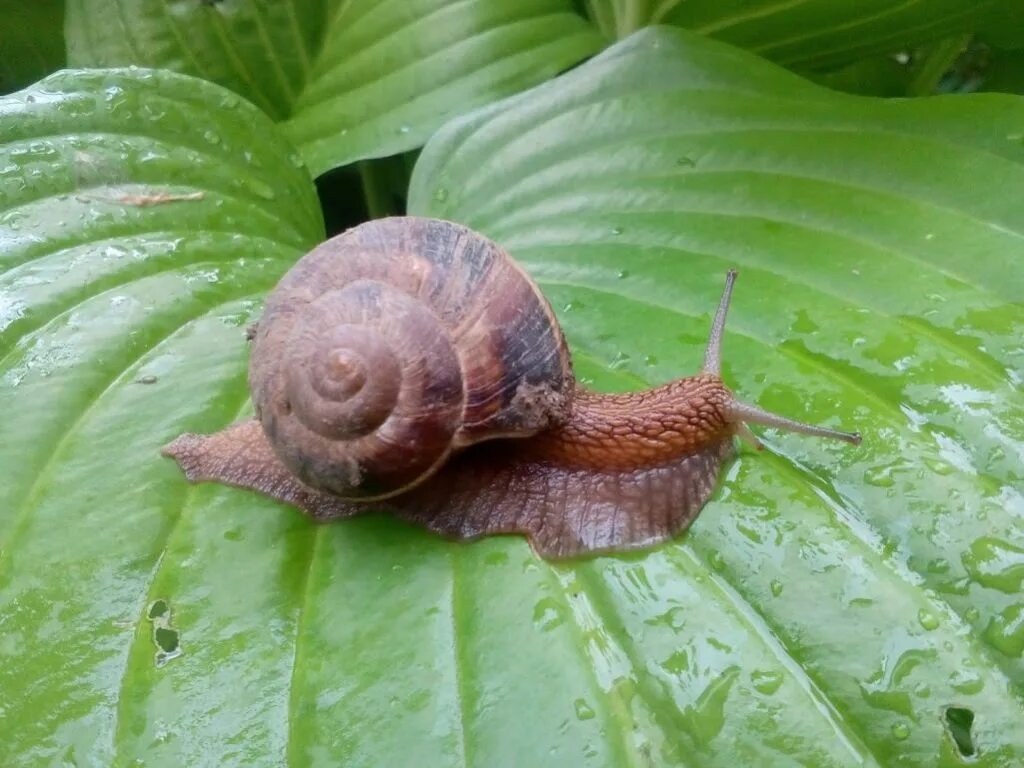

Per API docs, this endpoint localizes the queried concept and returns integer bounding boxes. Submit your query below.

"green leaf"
[0,0,65,94]
[3,28,1024,768]
[65,0,602,175]
[583,0,1013,71]
[411,27,1024,764]
[0,67,322,764]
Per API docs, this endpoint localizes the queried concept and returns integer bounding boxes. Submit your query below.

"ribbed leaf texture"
[65,0,601,174]
[2,27,1023,766]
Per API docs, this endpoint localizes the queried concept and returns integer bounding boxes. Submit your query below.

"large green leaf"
[408,27,1024,765]
[2,27,1024,768]
[584,0,1015,71]
[0,68,323,764]
[65,0,601,175]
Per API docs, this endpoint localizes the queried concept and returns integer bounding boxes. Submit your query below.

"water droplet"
[616,269,629,279]
[610,226,623,236]
[433,187,448,204]
[202,129,221,145]
[608,351,631,370]
[770,579,783,597]
[398,124,411,135]
[949,669,984,695]
[917,609,939,631]
[863,464,897,488]
[962,537,1024,593]
[574,698,596,721]
[676,156,695,168]
[532,597,565,632]
[662,648,689,674]
[750,669,783,695]
[982,603,1024,657]
[643,354,657,366]
[891,722,910,740]
[651,606,687,631]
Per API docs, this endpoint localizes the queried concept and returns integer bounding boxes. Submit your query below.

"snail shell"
[164,217,860,559]
[249,217,572,499]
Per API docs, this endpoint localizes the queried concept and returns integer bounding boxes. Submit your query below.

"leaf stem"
[908,35,971,96]
[359,160,395,220]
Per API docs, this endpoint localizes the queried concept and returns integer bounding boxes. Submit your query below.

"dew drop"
[949,669,984,695]
[917,609,939,631]
[770,579,784,597]
[616,269,629,279]
[676,156,695,168]
[532,596,565,632]
[750,669,783,695]
[982,602,1024,657]
[608,351,631,370]
[962,537,1024,593]
[398,124,411,135]
[574,698,596,721]
[891,722,910,740]
[433,187,449,204]
[610,226,623,236]
[863,464,897,488]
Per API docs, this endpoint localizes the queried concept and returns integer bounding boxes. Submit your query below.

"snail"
[163,217,860,559]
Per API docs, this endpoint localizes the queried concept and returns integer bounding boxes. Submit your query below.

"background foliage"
[1,1,1023,765]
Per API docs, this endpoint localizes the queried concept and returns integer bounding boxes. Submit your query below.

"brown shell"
[248,217,574,499]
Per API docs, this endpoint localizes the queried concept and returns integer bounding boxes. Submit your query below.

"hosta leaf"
[410,27,1024,765]
[584,0,1015,71]
[0,68,322,764]
[65,0,601,175]
[2,27,1024,768]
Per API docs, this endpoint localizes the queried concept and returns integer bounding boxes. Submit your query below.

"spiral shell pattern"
[249,217,573,499]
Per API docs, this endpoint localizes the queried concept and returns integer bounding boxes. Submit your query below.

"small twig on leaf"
[115,191,205,206]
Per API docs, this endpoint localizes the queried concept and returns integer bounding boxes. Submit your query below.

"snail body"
[164,217,859,558]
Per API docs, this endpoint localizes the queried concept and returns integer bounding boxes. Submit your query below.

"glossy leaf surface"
[64,0,601,174]
[2,27,1024,767]
[584,0,1015,70]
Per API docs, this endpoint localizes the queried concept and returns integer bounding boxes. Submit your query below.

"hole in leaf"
[943,706,975,758]
[147,599,168,620]
[154,626,179,653]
